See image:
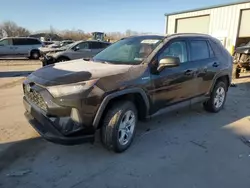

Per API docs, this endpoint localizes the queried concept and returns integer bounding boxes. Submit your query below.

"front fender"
[92,88,150,128]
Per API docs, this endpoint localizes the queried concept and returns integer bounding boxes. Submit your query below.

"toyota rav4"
[23,34,232,153]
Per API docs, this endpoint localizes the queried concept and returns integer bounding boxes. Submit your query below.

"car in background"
[41,40,111,66]
[233,41,250,78]
[42,41,55,47]
[0,37,43,59]
[47,40,75,49]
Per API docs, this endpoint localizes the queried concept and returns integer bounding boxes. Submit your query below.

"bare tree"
[0,21,30,37]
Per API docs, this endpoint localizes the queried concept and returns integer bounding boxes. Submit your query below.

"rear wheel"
[30,50,40,60]
[203,81,227,113]
[101,101,138,153]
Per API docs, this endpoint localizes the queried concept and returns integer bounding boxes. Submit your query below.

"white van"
[0,37,43,59]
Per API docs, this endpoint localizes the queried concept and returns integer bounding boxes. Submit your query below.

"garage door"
[176,15,210,34]
[239,9,250,37]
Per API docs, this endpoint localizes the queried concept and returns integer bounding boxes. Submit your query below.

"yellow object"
[229,45,235,55]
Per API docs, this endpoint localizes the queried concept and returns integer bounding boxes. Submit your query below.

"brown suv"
[23,33,232,153]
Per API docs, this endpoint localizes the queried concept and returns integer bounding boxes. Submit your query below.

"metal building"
[165,0,250,53]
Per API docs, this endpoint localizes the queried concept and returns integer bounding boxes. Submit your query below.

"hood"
[28,59,133,86]
[40,46,68,54]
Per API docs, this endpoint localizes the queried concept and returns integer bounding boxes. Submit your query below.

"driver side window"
[158,41,188,63]
[75,42,89,50]
[0,39,10,46]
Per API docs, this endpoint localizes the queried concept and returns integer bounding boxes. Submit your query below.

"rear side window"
[26,38,41,45]
[90,42,102,49]
[13,38,41,45]
[190,40,210,61]
[13,38,27,45]
[100,43,110,48]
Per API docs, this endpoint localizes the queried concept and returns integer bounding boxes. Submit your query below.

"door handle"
[212,62,219,67]
[184,70,194,75]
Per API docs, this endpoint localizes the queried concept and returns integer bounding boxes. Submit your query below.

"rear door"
[0,38,14,57]
[187,39,217,96]
[89,41,105,56]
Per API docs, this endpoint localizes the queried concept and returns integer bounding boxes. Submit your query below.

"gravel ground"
[0,61,250,188]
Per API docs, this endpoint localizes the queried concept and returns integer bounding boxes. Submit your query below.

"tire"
[232,64,240,79]
[203,81,227,113]
[101,101,138,153]
[57,56,70,62]
[30,50,40,60]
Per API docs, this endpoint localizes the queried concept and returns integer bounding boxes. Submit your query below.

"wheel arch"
[29,49,40,57]
[56,55,70,62]
[93,88,150,129]
[210,72,231,93]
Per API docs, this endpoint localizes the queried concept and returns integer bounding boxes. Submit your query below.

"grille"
[24,85,47,111]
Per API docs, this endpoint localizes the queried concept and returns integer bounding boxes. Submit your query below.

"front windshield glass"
[62,41,79,50]
[93,36,163,64]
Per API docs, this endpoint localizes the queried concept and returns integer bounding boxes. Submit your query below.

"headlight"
[47,79,98,98]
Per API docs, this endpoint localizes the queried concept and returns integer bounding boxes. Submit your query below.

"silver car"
[0,37,43,59]
[41,40,111,66]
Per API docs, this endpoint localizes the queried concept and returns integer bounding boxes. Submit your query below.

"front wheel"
[203,81,227,113]
[101,101,138,153]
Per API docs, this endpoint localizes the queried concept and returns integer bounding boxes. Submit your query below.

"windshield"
[93,36,163,64]
[61,41,80,50]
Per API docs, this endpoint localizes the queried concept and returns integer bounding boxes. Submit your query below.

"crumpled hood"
[39,47,67,54]
[28,59,133,86]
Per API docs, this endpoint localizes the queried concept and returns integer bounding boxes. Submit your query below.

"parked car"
[40,40,111,66]
[46,40,74,49]
[0,37,43,59]
[232,42,250,78]
[22,34,232,152]
[42,41,55,47]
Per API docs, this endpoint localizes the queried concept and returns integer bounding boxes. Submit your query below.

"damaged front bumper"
[23,97,95,145]
[40,55,56,67]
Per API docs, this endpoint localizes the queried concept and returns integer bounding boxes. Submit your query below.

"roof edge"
[165,0,250,16]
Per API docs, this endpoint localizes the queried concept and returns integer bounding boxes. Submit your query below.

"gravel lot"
[0,60,250,188]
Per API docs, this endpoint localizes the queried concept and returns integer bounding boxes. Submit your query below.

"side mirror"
[74,46,80,51]
[157,56,180,72]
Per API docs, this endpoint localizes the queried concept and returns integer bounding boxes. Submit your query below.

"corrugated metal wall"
[166,2,250,49]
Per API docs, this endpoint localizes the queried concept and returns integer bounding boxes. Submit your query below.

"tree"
[0,21,30,37]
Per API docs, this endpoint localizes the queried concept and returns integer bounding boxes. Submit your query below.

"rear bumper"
[23,97,95,145]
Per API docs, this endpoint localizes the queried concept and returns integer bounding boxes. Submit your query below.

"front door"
[150,40,199,113]
[0,38,15,57]
[72,41,92,59]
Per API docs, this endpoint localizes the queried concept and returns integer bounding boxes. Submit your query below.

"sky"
[0,0,245,34]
